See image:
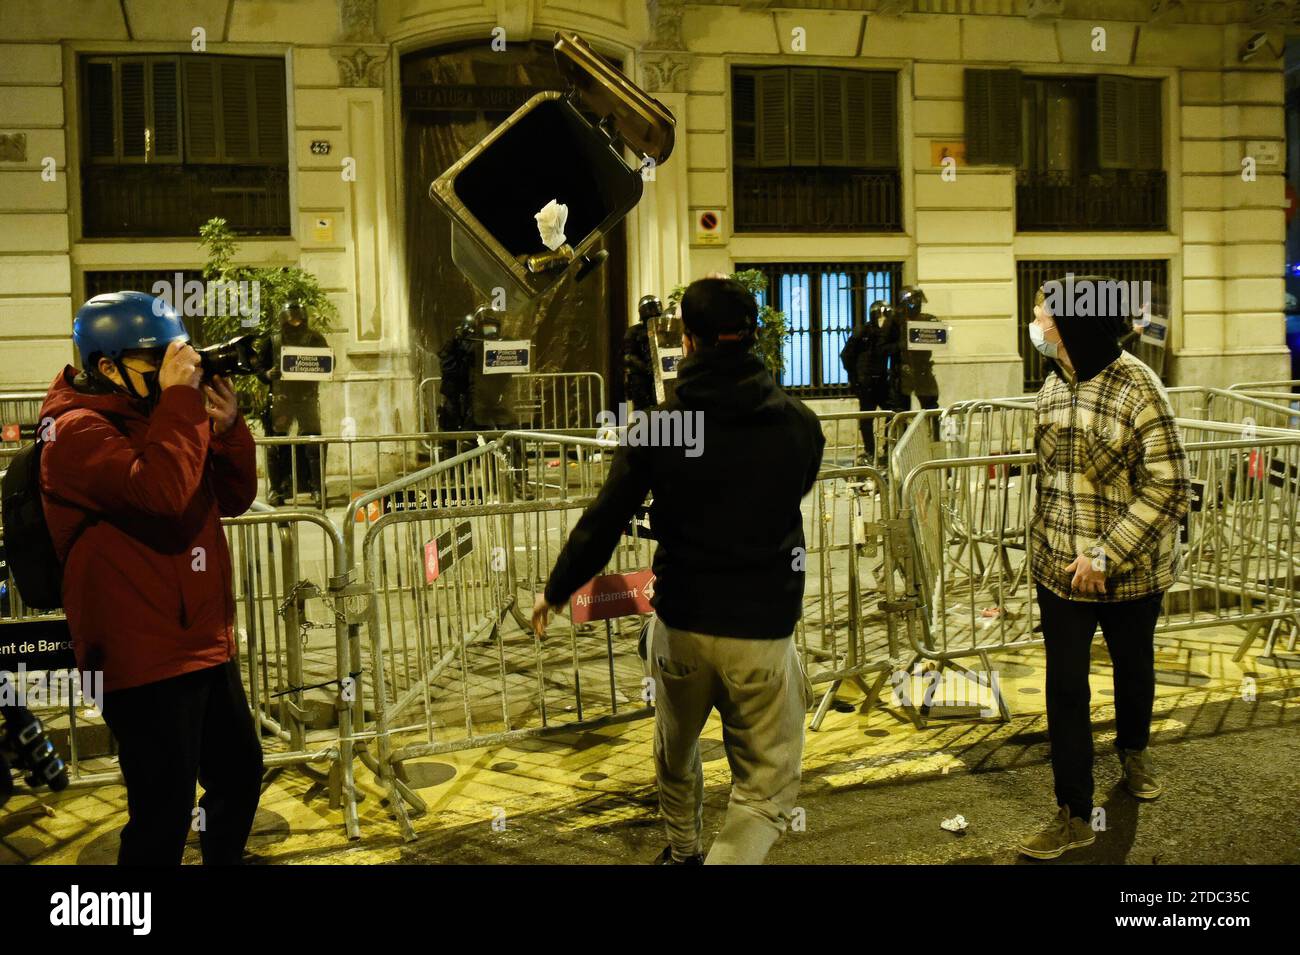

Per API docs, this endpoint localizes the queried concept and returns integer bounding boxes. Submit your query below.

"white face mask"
[1029,321,1059,360]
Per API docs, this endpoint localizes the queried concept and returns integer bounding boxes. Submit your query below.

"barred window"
[739,261,903,397]
[1017,259,1170,391]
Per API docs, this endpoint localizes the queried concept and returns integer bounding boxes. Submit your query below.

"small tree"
[198,217,337,418]
[667,269,787,382]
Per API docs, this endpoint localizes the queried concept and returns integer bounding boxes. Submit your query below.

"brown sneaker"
[1120,748,1163,800]
[1018,806,1096,860]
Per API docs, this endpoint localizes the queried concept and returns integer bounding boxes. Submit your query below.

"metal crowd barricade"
[0,509,362,839]
[812,410,893,468]
[352,431,663,840]
[223,507,362,838]
[256,431,454,513]
[887,415,1300,725]
[254,429,580,511]
[1162,420,1300,661]
[515,373,606,430]
[417,372,607,435]
[798,464,900,730]
[1227,378,1300,393]
[0,391,45,447]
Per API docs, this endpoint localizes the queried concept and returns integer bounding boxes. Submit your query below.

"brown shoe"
[1120,748,1163,800]
[1018,805,1096,860]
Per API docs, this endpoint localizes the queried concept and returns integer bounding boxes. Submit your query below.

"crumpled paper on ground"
[940,814,968,833]
[535,199,569,251]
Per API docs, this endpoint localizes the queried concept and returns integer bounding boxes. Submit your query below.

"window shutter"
[819,71,847,165]
[1097,75,1139,169]
[789,68,820,165]
[183,58,221,162]
[119,59,147,161]
[252,59,287,162]
[84,60,117,161]
[220,60,254,162]
[756,70,790,167]
[149,58,181,162]
[1133,78,1162,171]
[864,71,897,167]
[842,71,869,167]
[965,68,1022,165]
[732,70,758,165]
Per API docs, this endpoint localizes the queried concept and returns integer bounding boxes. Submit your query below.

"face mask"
[1029,322,1059,360]
[116,360,162,405]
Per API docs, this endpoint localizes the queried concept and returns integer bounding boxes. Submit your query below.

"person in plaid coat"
[1019,277,1191,860]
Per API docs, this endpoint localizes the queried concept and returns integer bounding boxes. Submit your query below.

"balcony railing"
[734,167,902,233]
[82,164,291,238]
[1016,169,1167,232]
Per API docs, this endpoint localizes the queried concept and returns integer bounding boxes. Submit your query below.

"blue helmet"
[73,291,190,370]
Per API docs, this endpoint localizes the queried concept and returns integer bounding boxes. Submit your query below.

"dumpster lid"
[553,31,676,167]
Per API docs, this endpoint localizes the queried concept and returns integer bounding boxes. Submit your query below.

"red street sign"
[569,569,655,623]
[424,532,453,583]
[351,493,383,523]
[424,522,471,583]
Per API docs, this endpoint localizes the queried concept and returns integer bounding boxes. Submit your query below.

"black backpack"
[1,434,64,610]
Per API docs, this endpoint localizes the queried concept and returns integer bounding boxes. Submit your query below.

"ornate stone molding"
[339,0,380,43]
[680,0,1271,26]
[641,52,691,93]
[333,47,388,88]
[643,0,690,93]
[647,0,686,50]
[1248,0,1300,25]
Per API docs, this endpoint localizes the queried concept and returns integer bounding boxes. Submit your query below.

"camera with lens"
[197,334,275,383]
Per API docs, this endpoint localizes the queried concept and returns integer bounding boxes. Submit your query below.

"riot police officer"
[265,301,327,507]
[438,314,477,432]
[840,300,892,462]
[624,294,660,411]
[436,313,479,459]
[894,286,941,427]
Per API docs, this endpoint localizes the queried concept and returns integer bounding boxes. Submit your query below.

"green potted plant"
[198,217,338,420]
[667,269,788,382]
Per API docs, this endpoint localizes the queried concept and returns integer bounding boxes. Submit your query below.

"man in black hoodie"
[531,277,825,864]
[1019,276,1189,860]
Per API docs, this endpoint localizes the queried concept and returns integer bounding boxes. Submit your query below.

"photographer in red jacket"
[39,291,262,865]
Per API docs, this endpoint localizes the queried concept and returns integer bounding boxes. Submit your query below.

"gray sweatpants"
[649,616,810,865]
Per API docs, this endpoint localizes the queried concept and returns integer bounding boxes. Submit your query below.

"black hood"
[1052,309,1123,383]
[673,347,782,420]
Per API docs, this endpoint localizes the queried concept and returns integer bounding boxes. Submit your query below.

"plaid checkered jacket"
[1031,350,1191,602]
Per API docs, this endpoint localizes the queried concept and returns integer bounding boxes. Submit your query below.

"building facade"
[0,0,1291,433]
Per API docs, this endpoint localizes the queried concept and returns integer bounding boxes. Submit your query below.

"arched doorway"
[400,39,628,425]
